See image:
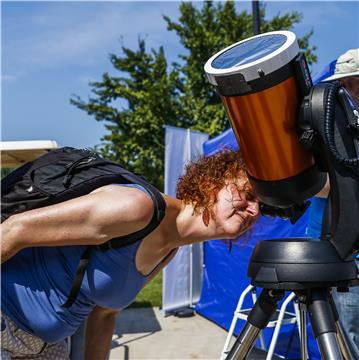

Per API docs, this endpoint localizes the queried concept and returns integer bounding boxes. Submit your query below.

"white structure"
[162,126,209,316]
[0,140,58,168]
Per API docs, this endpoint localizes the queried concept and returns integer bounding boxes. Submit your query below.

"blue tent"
[312,59,337,84]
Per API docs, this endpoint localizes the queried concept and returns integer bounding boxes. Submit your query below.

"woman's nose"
[246,201,260,218]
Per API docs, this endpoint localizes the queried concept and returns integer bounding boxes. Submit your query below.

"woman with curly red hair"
[177,148,258,232]
[1,148,259,360]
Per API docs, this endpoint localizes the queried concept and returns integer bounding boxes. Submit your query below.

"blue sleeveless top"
[306,197,327,238]
[1,185,150,343]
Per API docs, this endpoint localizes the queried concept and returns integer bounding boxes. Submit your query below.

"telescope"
[205,31,359,359]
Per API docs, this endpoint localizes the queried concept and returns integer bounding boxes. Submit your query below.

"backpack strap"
[61,247,93,308]
[61,173,166,308]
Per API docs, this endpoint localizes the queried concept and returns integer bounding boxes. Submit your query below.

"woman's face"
[212,183,260,239]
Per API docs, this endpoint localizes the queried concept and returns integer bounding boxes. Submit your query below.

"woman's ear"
[226,183,239,198]
[202,208,210,227]
[227,183,246,203]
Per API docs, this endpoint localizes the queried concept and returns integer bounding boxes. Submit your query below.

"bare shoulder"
[90,184,154,225]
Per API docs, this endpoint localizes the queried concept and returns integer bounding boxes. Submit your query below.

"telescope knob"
[299,129,316,150]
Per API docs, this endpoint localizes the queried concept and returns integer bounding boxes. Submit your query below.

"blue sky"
[2,1,359,148]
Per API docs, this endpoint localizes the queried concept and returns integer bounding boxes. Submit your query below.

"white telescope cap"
[204,31,299,85]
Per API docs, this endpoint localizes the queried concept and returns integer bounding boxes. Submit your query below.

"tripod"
[225,83,359,360]
[224,238,358,360]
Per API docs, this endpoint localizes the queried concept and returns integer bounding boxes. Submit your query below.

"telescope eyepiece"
[259,201,311,224]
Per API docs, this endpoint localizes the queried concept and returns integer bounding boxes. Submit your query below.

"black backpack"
[1,147,166,307]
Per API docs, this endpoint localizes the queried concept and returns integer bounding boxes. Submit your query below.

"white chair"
[221,285,300,360]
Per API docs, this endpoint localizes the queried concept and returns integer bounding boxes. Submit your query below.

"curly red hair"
[176,148,255,218]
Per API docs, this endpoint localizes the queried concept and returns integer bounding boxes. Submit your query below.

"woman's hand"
[210,183,259,239]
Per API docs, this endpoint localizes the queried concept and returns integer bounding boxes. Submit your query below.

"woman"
[1,148,259,360]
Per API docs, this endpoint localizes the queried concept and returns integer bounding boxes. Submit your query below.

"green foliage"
[71,1,317,189]
[1,168,14,179]
[72,41,184,188]
[130,271,163,308]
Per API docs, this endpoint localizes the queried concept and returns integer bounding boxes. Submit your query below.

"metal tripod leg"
[316,333,343,360]
[329,290,353,360]
[298,301,308,360]
[225,322,262,360]
[307,289,343,360]
[335,321,353,360]
[250,288,266,350]
[225,289,284,360]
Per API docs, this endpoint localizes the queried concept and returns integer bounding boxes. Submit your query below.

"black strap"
[61,247,93,308]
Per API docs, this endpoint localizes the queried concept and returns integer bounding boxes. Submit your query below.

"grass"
[130,271,163,308]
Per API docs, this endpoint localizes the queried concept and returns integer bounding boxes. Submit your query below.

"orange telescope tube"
[222,76,314,181]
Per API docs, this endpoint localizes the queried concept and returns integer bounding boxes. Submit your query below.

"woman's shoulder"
[91,184,155,224]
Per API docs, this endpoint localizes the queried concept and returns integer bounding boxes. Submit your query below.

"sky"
[2,1,359,148]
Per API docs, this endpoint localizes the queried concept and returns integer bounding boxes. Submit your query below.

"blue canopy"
[202,128,238,155]
[312,59,336,84]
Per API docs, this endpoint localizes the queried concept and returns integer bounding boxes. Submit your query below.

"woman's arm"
[85,306,119,360]
[1,185,153,263]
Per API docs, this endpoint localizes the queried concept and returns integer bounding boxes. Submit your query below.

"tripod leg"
[225,322,262,360]
[251,288,266,350]
[298,302,308,360]
[316,333,344,360]
[307,289,343,360]
[329,290,353,360]
[336,322,353,360]
[221,285,255,359]
[225,289,284,360]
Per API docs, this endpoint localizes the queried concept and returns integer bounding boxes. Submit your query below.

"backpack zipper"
[62,156,96,187]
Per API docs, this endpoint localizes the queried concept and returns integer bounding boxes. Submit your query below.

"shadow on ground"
[111,306,162,352]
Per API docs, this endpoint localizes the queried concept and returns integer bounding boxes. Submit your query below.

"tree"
[71,1,317,189]
[1,168,13,179]
[72,41,185,188]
